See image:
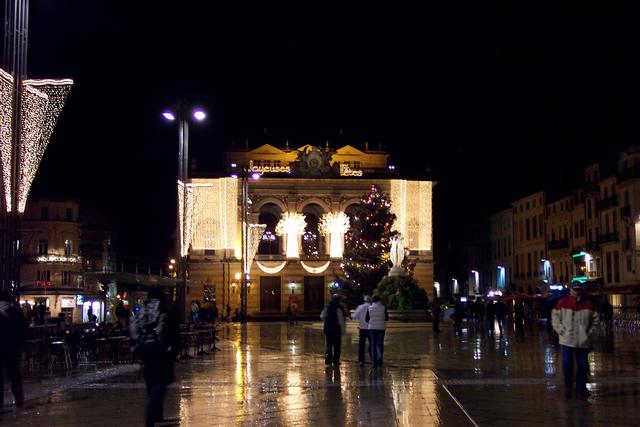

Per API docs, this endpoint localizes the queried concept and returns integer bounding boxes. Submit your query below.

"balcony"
[600,232,619,244]
[548,239,569,250]
[598,196,618,211]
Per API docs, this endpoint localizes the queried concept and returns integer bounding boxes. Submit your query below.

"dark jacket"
[321,300,345,335]
[0,301,27,356]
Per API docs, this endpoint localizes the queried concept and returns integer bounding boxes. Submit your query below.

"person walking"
[552,283,599,400]
[431,298,441,333]
[452,294,464,336]
[601,299,613,331]
[115,300,130,330]
[485,299,496,335]
[320,294,346,366]
[352,295,372,366]
[0,289,26,408]
[494,296,507,336]
[366,296,389,368]
[131,288,180,426]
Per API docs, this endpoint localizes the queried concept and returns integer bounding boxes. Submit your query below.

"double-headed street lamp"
[162,105,206,322]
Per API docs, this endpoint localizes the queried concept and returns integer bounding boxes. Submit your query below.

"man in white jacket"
[551,283,599,399]
[366,296,389,368]
[352,295,371,367]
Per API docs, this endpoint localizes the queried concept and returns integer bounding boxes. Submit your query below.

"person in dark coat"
[485,299,496,335]
[431,298,441,333]
[320,294,346,365]
[0,289,26,407]
[130,288,180,427]
[494,296,507,335]
[601,299,613,331]
[452,295,464,336]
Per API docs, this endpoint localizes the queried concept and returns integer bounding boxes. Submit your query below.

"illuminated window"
[38,240,48,256]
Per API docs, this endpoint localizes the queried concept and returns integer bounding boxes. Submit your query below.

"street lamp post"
[234,166,260,323]
[162,105,205,322]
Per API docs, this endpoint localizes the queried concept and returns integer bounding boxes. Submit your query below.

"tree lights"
[341,185,397,294]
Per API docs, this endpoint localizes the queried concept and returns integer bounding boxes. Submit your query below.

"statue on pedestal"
[388,234,406,277]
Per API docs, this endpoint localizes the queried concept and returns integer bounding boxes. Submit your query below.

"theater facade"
[184,143,434,317]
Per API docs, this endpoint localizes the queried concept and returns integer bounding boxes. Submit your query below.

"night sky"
[8,3,637,268]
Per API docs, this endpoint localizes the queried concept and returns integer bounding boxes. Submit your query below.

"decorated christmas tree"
[341,184,397,296]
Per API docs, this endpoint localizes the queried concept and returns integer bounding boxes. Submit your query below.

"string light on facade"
[390,180,432,251]
[185,178,238,252]
[177,180,194,257]
[319,212,350,258]
[276,212,306,258]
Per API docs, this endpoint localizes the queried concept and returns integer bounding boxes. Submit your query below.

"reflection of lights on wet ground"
[473,337,482,361]
[291,344,296,354]
[544,346,555,376]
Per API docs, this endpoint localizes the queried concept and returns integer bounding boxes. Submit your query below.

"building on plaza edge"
[482,145,640,308]
[183,142,434,318]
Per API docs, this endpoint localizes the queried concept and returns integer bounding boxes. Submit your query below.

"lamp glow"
[162,112,175,121]
[193,110,206,121]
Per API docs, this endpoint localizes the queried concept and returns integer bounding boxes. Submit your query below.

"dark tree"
[341,184,397,296]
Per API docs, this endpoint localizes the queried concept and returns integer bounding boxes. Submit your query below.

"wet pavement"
[2,320,640,426]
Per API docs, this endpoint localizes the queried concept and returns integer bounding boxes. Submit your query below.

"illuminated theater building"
[185,143,434,317]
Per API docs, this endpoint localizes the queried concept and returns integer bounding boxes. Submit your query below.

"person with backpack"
[130,288,180,427]
[0,289,26,407]
[320,293,346,365]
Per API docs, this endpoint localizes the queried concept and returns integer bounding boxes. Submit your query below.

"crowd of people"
[0,280,620,423]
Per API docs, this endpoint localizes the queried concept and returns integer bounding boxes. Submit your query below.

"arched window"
[258,204,282,255]
[302,203,324,257]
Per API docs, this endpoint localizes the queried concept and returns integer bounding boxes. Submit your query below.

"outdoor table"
[180,332,198,358]
[196,330,209,355]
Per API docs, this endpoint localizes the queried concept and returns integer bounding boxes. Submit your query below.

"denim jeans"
[561,345,590,392]
[369,329,385,367]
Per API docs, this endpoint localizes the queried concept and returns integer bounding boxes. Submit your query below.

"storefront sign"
[36,255,78,263]
[249,161,291,174]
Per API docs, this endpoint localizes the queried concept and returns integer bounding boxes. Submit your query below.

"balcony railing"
[548,239,569,250]
[598,196,618,210]
[600,232,619,244]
